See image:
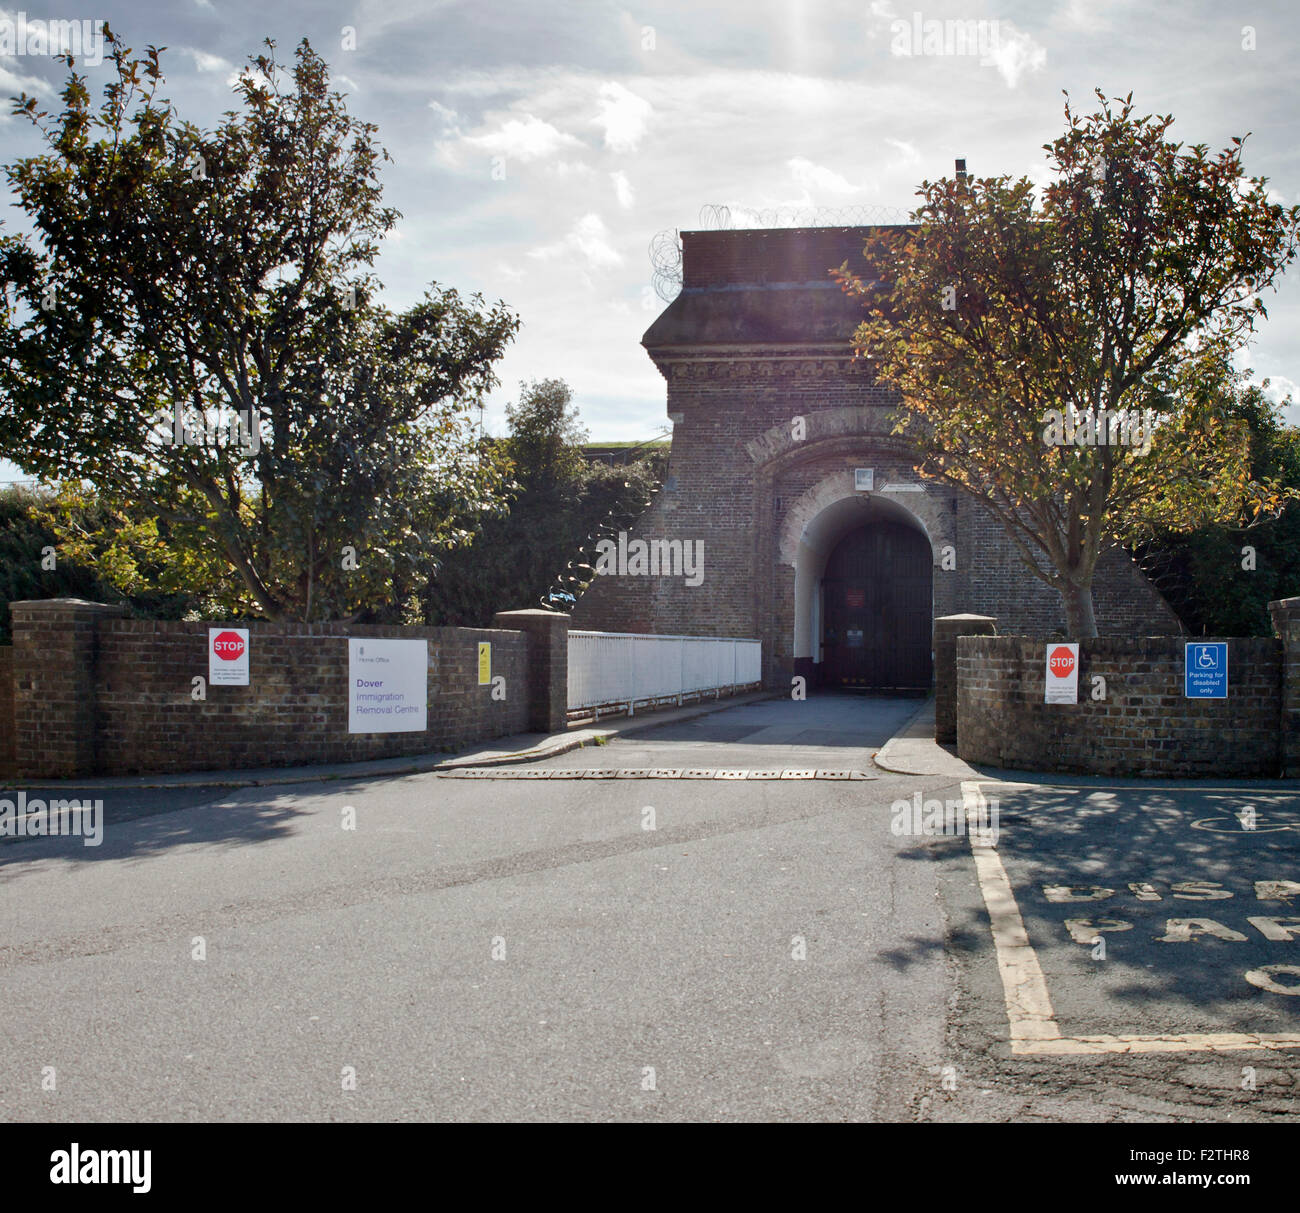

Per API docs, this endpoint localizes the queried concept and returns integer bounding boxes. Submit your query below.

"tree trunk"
[1060,580,1098,639]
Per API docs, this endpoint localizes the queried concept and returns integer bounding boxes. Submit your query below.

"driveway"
[2,692,1297,1124]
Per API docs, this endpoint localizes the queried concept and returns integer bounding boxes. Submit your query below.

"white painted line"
[962,782,1061,1043]
[960,780,1300,1056]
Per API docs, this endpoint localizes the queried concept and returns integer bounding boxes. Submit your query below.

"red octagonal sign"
[1048,645,1075,678]
[213,631,246,661]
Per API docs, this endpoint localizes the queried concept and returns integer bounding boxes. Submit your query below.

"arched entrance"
[820,520,932,690]
[785,491,936,692]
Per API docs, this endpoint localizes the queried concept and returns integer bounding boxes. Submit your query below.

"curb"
[871,695,944,775]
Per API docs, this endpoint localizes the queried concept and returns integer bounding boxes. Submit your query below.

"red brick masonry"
[952,610,1300,777]
[2,600,570,779]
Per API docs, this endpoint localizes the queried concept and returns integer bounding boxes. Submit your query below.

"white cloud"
[460,114,583,163]
[986,22,1048,89]
[551,160,597,180]
[1261,374,1299,409]
[787,156,862,197]
[866,0,898,37]
[595,81,652,153]
[1056,0,1117,33]
[886,137,921,165]
[0,61,53,100]
[185,48,232,73]
[428,99,459,134]
[611,170,635,208]
[529,212,623,270]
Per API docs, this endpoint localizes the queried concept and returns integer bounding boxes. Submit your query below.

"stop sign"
[213,631,245,661]
[1048,646,1075,677]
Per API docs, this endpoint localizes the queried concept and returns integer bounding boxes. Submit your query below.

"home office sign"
[348,638,428,733]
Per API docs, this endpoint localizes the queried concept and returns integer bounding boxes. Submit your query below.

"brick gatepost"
[10,598,125,779]
[0,645,15,780]
[492,609,570,734]
[934,613,996,743]
[1269,597,1300,777]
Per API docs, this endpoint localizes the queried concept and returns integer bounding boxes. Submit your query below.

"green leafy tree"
[0,32,518,621]
[837,91,1300,637]
[0,485,201,641]
[1134,381,1300,635]
[423,379,662,624]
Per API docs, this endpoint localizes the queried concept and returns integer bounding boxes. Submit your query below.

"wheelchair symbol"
[1194,646,1220,670]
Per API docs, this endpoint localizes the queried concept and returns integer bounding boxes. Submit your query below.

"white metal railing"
[567,631,762,717]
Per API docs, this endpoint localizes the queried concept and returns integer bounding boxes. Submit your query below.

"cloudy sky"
[1,0,1298,484]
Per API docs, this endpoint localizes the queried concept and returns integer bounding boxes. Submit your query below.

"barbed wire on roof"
[649,228,683,304]
[698,203,912,230]
[647,204,913,305]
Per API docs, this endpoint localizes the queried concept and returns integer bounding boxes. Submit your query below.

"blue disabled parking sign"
[1184,642,1228,698]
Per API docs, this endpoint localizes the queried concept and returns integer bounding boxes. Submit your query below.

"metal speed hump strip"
[436,768,878,780]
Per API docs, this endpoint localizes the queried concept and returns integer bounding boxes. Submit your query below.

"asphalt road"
[2,693,1298,1122]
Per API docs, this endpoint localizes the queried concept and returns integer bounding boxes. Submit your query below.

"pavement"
[2,689,1299,1123]
[872,697,981,779]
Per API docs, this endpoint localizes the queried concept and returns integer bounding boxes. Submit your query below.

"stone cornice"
[647,345,876,383]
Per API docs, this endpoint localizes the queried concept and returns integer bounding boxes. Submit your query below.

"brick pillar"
[10,598,124,779]
[1269,597,1300,777]
[492,609,570,734]
[0,645,15,781]
[934,613,996,744]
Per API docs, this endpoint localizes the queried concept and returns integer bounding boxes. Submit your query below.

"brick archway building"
[572,226,1182,689]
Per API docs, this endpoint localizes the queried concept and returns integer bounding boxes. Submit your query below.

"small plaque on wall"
[854,468,874,491]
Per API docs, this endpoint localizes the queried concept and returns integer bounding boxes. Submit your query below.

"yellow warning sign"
[477,642,491,685]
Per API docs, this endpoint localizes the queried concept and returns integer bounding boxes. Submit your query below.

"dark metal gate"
[820,521,932,691]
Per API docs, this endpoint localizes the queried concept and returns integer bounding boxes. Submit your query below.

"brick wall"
[0,646,14,781]
[681,226,879,288]
[90,619,529,776]
[8,600,534,778]
[12,599,120,778]
[956,636,1281,777]
[933,615,996,743]
[1269,597,1300,775]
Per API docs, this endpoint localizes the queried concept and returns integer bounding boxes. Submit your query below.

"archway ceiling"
[800,492,926,559]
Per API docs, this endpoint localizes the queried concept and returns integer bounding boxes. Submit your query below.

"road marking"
[961,783,1061,1044]
[1190,816,1296,833]
[960,780,1300,1056]
[1012,1033,1300,1055]
[435,767,876,781]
